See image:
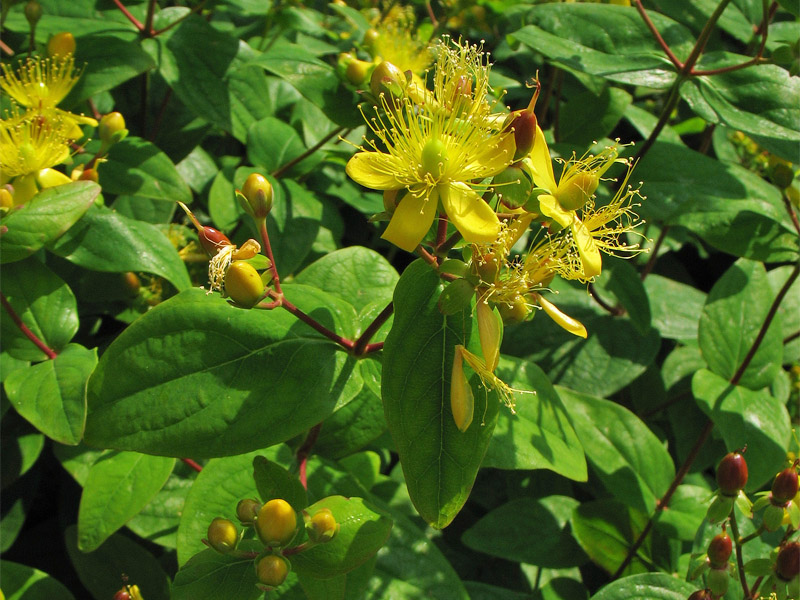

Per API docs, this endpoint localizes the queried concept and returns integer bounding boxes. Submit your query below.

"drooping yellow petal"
[526,124,556,192]
[476,300,502,373]
[572,216,602,279]
[439,182,500,244]
[36,167,71,188]
[345,151,406,191]
[538,194,572,229]
[381,191,438,252]
[536,294,587,338]
[450,345,474,432]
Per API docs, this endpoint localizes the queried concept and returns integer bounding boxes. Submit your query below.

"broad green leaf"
[463,582,536,600]
[4,344,96,445]
[593,258,651,335]
[692,369,791,490]
[65,525,171,600]
[62,34,155,107]
[557,387,675,514]
[637,142,799,262]
[126,466,196,549]
[0,468,37,553]
[698,258,783,390]
[84,288,358,457]
[97,136,192,205]
[268,179,323,276]
[653,484,710,542]
[768,265,800,363]
[295,246,399,312]
[681,52,800,162]
[571,499,651,576]
[644,274,706,340]
[247,117,321,176]
[589,573,697,600]
[2,1,135,38]
[0,181,99,264]
[462,496,586,567]
[0,561,75,600]
[1,421,44,487]
[0,258,78,361]
[253,455,308,510]
[382,260,498,528]
[558,87,632,146]
[484,357,587,481]
[52,443,106,486]
[510,5,695,89]
[47,205,191,291]
[172,541,263,600]
[77,451,176,551]
[292,496,393,579]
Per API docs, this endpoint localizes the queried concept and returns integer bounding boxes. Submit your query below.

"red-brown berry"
[716,452,748,496]
[707,532,733,568]
[687,590,712,600]
[771,467,799,505]
[776,542,800,581]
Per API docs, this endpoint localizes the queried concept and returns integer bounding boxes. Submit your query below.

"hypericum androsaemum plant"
[0,0,798,599]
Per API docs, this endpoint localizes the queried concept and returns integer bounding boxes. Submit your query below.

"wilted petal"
[440,182,500,244]
[381,191,437,252]
[537,294,587,338]
[526,124,556,192]
[572,216,602,278]
[346,151,406,191]
[538,194,572,229]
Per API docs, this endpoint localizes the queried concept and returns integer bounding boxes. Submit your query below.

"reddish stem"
[353,302,393,356]
[296,424,321,489]
[271,291,354,351]
[634,0,683,69]
[111,0,145,30]
[181,458,203,472]
[0,39,13,55]
[259,219,282,295]
[0,292,57,360]
[364,341,384,354]
[435,215,448,249]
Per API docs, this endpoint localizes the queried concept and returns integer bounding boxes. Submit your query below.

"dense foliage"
[1,0,799,599]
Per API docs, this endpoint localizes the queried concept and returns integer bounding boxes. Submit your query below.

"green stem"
[683,0,734,75]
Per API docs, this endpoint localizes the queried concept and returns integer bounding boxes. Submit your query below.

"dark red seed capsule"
[771,467,799,505]
[776,542,800,581]
[716,452,748,496]
[707,532,733,568]
[199,226,230,256]
[687,590,713,600]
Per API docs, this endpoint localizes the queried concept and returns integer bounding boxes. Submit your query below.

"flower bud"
[706,565,729,597]
[771,467,799,505]
[79,167,99,182]
[716,452,748,496]
[338,53,374,86]
[687,590,712,600]
[47,32,75,57]
[255,499,297,547]
[207,517,239,554]
[256,554,289,588]
[25,1,43,26]
[0,188,13,210]
[504,109,537,161]
[707,532,732,568]
[99,112,128,147]
[306,508,339,543]
[225,261,265,308]
[239,173,273,220]
[493,165,532,210]
[363,28,379,52]
[236,498,260,524]
[369,61,406,101]
[776,542,800,581]
[476,300,502,373]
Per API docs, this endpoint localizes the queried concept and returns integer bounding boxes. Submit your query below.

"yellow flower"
[347,38,515,252]
[366,12,433,76]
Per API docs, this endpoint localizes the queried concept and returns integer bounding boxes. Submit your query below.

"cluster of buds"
[205,496,339,591]
[690,530,735,597]
[753,460,800,531]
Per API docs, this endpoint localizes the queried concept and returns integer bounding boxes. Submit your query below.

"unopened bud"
[256,554,289,588]
[47,32,75,57]
[363,28,380,52]
[776,542,800,581]
[99,112,128,147]
[707,532,732,568]
[0,188,13,210]
[504,109,537,161]
[306,508,339,543]
[716,452,748,497]
[369,61,406,101]
[25,1,43,26]
[239,173,273,219]
[225,261,265,308]
[255,499,297,547]
[771,466,799,505]
[338,53,373,86]
[236,498,260,524]
[687,590,712,600]
[207,517,238,554]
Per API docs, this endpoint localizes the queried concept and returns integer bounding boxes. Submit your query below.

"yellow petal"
[462,131,516,180]
[439,182,500,244]
[346,151,405,190]
[381,190,437,252]
[450,345,474,432]
[35,167,71,189]
[10,173,38,204]
[538,194,572,229]
[527,124,556,192]
[537,294,587,338]
[572,216,602,278]
[476,301,502,373]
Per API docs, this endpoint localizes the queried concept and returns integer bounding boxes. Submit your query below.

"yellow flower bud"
[369,60,406,101]
[256,555,289,588]
[239,173,273,219]
[207,517,238,553]
[343,56,374,86]
[47,32,75,57]
[99,112,127,147]
[306,508,339,543]
[363,28,380,52]
[255,499,297,547]
[0,188,14,210]
[225,261,265,308]
[476,301,502,373]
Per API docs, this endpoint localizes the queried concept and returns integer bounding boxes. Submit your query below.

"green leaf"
[0,258,78,361]
[571,499,651,576]
[557,387,675,514]
[510,5,695,89]
[253,455,308,510]
[126,467,195,549]
[172,542,263,600]
[62,34,155,107]
[637,142,799,262]
[681,52,800,162]
[484,357,587,481]
[268,179,324,276]
[295,247,399,313]
[4,344,96,445]
[247,117,320,176]
[558,86,632,146]
[65,525,171,600]
[692,368,791,490]
[589,573,697,600]
[593,258,651,335]
[462,496,586,567]
[0,561,75,600]
[47,204,191,291]
[644,274,706,340]
[77,451,176,551]
[84,288,358,457]
[769,265,800,363]
[698,258,783,390]
[97,136,192,205]
[292,495,393,579]
[652,484,710,542]
[382,260,498,528]
[0,181,100,264]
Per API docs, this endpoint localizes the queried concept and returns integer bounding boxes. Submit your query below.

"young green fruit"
[706,566,729,597]
[225,261,265,308]
[306,508,339,543]
[99,112,128,146]
[707,532,732,568]
[236,498,260,524]
[207,517,238,553]
[716,452,748,496]
[771,467,799,505]
[25,1,43,26]
[255,499,297,547]
[47,32,75,57]
[256,554,289,588]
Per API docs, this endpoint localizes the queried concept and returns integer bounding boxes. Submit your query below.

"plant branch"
[0,292,58,360]
[353,302,393,356]
[296,423,321,489]
[783,195,800,236]
[364,341,384,354]
[271,291,354,351]
[0,38,13,55]
[259,219,282,294]
[729,511,752,598]
[785,330,800,345]
[181,458,203,472]
[143,0,157,36]
[111,0,145,31]
[588,282,623,316]
[417,244,439,267]
[640,225,670,281]
[152,0,208,36]
[683,0,734,75]
[272,127,344,179]
[436,230,462,257]
[634,0,683,69]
